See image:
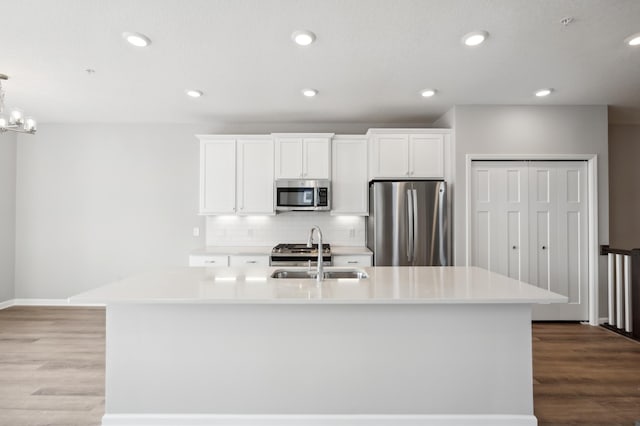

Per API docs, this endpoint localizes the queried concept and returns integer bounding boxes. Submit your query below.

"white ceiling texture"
[1,0,639,125]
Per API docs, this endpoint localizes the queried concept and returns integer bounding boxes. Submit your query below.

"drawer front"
[332,255,372,267]
[229,255,270,267]
[189,255,229,267]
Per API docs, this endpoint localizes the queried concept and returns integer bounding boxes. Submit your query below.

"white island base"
[102,303,536,426]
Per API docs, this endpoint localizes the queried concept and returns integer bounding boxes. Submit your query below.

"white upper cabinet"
[198,136,274,216]
[371,134,409,177]
[274,134,333,179]
[199,139,236,214]
[274,137,304,178]
[331,136,369,215]
[237,138,274,215]
[303,138,331,179]
[409,134,444,178]
[369,130,446,179]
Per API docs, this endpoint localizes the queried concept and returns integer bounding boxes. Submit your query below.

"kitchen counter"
[331,245,372,255]
[71,265,564,305]
[78,266,559,426]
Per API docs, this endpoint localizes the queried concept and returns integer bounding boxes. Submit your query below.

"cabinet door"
[189,255,229,267]
[409,134,444,178]
[229,255,270,267]
[332,255,372,267]
[303,138,331,179]
[275,138,303,179]
[200,140,236,214]
[371,135,409,178]
[332,137,368,215]
[237,139,274,215]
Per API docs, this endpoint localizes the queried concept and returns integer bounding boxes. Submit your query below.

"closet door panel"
[471,162,528,281]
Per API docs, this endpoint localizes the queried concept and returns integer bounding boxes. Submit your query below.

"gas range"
[270,243,332,266]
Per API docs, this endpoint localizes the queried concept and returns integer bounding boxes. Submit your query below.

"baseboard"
[5,298,105,308]
[101,414,537,426]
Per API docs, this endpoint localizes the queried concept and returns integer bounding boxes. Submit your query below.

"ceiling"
[1,0,639,125]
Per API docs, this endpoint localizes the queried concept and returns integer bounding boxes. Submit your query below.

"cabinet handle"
[542,245,547,250]
[512,245,517,250]
[406,171,410,176]
[246,260,257,264]
[347,260,359,264]
[205,260,216,264]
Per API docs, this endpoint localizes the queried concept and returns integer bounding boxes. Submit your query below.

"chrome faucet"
[307,226,324,282]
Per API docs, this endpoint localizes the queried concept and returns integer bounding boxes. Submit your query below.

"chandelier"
[0,73,37,134]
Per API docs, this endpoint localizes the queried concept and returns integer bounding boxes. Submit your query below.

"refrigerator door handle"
[412,189,418,265]
[407,189,414,262]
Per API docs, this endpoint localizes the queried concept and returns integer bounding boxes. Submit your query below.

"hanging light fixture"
[0,74,37,134]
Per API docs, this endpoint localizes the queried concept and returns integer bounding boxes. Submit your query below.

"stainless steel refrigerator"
[366,180,449,266]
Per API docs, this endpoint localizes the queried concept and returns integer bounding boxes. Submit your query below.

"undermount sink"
[270,269,369,280]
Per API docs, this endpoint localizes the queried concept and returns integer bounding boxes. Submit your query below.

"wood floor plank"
[533,322,640,425]
[0,306,105,426]
[1,307,640,425]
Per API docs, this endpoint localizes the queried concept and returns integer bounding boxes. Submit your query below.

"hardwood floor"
[533,322,640,425]
[0,307,104,426]
[1,307,639,425]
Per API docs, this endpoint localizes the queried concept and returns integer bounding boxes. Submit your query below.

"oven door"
[270,256,333,266]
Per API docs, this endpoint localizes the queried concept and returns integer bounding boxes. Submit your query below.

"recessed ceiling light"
[292,30,316,46]
[301,88,318,97]
[122,32,151,47]
[625,32,640,46]
[462,31,489,47]
[420,89,437,98]
[185,89,203,98]
[535,88,553,97]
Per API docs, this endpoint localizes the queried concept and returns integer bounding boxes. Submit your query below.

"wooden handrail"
[600,245,640,256]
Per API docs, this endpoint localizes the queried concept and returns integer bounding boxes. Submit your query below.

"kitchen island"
[72,266,565,426]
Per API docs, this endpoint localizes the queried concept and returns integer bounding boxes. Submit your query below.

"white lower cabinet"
[332,255,372,267]
[188,255,229,267]
[229,255,270,267]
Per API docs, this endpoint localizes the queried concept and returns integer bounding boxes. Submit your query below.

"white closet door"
[530,161,588,321]
[471,160,589,321]
[528,165,555,292]
[471,162,529,281]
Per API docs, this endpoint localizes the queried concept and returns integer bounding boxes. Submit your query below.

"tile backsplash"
[206,213,366,246]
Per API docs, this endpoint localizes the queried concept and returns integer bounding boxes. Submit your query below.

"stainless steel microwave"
[275,179,331,211]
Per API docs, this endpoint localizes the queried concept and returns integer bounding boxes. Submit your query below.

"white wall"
[15,124,207,298]
[452,105,609,314]
[0,132,17,303]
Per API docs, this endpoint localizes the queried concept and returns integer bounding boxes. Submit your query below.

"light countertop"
[71,266,566,305]
[191,246,372,256]
[331,246,373,255]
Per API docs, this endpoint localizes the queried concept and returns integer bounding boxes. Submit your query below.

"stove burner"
[272,243,331,254]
